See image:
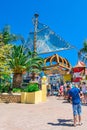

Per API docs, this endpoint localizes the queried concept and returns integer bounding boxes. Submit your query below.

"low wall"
[0,84,47,104]
[0,93,21,103]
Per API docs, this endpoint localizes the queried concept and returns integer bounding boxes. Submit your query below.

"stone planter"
[0,93,21,103]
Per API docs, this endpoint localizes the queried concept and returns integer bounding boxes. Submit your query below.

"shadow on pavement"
[82,103,87,106]
[48,119,73,127]
[62,100,69,103]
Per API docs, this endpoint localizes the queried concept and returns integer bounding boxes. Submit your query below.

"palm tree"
[78,40,87,66]
[0,25,24,86]
[1,25,44,88]
[8,45,44,88]
[26,51,44,81]
[0,25,24,45]
[8,45,29,88]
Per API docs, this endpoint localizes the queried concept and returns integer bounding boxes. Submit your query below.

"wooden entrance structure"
[43,54,72,75]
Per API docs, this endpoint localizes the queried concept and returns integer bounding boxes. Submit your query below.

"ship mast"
[33,13,39,53]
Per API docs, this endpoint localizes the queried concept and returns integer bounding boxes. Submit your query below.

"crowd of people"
[47,80,87,127]
[47,81,87,104]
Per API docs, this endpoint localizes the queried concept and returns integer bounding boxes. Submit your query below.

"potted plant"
[21,83,42,104]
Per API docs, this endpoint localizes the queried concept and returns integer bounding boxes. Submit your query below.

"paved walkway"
[0,96,87,130]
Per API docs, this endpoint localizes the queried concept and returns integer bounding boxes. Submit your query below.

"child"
[59,85,64,96]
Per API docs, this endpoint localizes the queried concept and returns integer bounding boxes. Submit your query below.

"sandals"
[79,122,83,126]
[74,124,76,127]
[73,122,83,127]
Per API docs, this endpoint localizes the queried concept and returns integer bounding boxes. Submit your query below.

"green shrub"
[0,83,10,93]
[12,88,22,93]
[24,83,39,92]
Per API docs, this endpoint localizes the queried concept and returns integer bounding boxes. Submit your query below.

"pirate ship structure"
[24,14,74,75]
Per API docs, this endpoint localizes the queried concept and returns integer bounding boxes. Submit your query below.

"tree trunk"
[31,73,36,81]
[13,73,23,88]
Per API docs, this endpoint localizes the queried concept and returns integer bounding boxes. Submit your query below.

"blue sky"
[0,0,87,66]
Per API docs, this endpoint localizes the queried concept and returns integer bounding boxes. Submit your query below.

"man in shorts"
[68,85,82,127]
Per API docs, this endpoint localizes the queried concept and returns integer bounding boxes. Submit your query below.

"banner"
[63,74,71,82]
[72,67,85,82]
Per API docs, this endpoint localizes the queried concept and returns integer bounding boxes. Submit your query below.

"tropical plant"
[12,88,22,93]
[0,34,13,80]
[8,45,29,88]
[0,44,12,74]
[24,83,39,92]
[78,40,87,65]
[26,51,44,81]
[0,81,11,93]
[0,25,23,80]
[8,45,44,88]
[0,25,24,45]
[0,25,25,89]
[0,25,44,89]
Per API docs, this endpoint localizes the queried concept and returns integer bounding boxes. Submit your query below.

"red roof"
[74,61,85,68]
[73,61,85,72]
